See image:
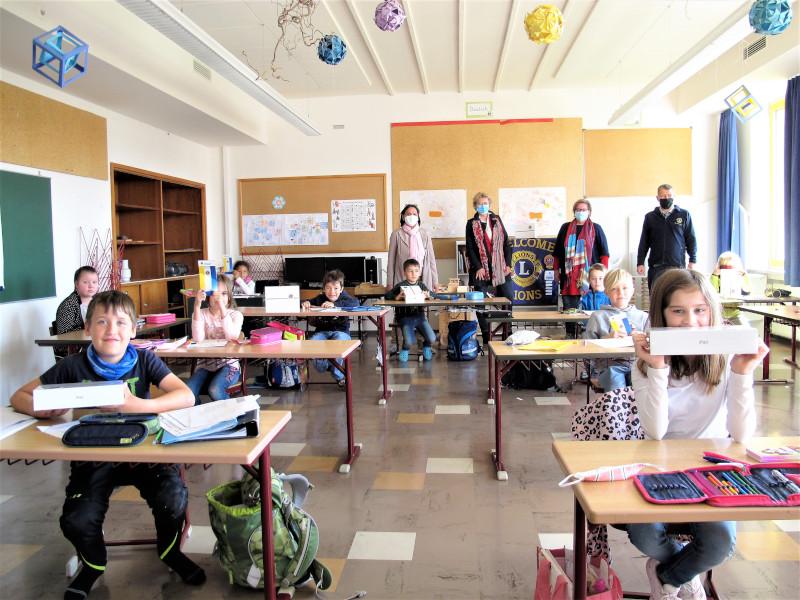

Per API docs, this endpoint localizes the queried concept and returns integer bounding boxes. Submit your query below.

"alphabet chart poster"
[331,199,376,232]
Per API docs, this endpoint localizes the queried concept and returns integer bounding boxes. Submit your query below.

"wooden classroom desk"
[238,306,393,404]
[552,437,800,600]
[0,410,292,600]
[156,340,362,473]
[486,309,591,340]
[739,304,800,380]
[720,295,800,307]
[381,296,511,309]
[34,317,191,349]
[487,340,635,481]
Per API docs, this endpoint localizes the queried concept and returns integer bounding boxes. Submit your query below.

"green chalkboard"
[0,170,56,303]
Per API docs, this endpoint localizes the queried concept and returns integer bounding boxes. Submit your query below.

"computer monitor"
[325,256,365,286]
[254,279,279,294]
[284,257,325,287]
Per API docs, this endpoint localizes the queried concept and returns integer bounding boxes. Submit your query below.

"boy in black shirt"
[11,291,201,599]
[384,259,436,362]
[300,269,360,386]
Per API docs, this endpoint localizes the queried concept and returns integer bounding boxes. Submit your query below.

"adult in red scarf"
[553,199,609,333]
[387,204,439,290]
[465,192,513,344]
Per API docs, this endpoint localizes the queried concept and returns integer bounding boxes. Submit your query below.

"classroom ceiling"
[167,0,755,98]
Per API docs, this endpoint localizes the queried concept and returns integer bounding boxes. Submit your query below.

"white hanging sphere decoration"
[749,0,793,35]
[374,0,406,32]
[318,34,347,66]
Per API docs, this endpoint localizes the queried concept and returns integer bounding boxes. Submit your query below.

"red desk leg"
[340,355,360,473]
[573,498,587,600]
[491,354,509,481]
[785,321,799,368]
[376,314,391,404]
[487,346,494,404]
[762,315,772,379]
[259,449,277,600]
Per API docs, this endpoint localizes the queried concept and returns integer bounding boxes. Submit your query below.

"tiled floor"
[0,336,798,599]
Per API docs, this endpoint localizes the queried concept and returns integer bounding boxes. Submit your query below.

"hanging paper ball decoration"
[749,0,793,35]
[374,0,406,32]
[524,5,564,45]
[318,34,347,65]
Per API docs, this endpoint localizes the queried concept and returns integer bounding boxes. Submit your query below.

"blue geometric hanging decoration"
[317,34,347,66]
[32,26,89,88]
[749,0,793,35]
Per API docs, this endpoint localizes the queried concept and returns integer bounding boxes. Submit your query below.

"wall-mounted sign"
[466,101,493,119]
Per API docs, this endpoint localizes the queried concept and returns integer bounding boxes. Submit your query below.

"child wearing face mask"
[554,199,609,335]
[628,269,767,600]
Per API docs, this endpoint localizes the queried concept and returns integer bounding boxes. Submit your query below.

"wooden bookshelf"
[111,164,206,282]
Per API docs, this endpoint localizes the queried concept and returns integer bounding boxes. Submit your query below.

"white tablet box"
[33,380,126,411]
[649,326,759,356]
[401,285,426,303]
[264,285,300,312]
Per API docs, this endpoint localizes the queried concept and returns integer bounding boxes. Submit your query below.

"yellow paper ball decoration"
[524,5,563,44]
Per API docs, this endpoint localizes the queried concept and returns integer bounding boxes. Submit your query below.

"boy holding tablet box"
[11,291,202,599]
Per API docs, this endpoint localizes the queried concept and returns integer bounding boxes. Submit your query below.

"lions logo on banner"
[510,237,558,306]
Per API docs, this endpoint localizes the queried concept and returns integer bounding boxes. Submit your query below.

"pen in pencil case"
[702,451,746,468]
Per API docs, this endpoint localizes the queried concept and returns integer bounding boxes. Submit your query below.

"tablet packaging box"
[33,381,125,411]
[198,260,218,293]
[649,326,759,356]
[264,285,300,312]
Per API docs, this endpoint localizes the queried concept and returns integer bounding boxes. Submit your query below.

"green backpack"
[206,469,332,591]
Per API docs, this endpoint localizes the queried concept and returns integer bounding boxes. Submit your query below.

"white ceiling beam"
[609,1,753,125]
[317,0,373,88]
[343,0,394,95]
[404,0,429,94]
[458,0,465,93]
[553,0,596,80]
[493,0,520,92]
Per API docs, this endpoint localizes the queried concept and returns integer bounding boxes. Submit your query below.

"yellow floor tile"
[287,455,339,472]
[411,378,438,384]
[372,472,426,491]
[111,486,145,502]
[736,531,800,561]
[396,412,435,424]
[316,557,346,593]
[0,544,43,577]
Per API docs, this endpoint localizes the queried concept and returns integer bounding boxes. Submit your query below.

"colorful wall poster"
[499,187,566,238]
[331,199,377,232]
[284,213,329,246]
[242,214,284,247]
[399,189,467,238]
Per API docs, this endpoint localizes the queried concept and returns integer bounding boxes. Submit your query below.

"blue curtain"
[717,109,742,259]
[785,75,800,286]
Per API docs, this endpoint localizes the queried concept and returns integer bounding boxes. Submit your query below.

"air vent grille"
[193,59,211,80]
[743,36,766,60]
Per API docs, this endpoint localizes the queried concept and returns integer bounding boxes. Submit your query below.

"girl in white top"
[629,269,768,600]
[232,260,256,295]
[187,274,244,404]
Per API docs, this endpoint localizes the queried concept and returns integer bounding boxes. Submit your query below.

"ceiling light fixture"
[117,0,320,136]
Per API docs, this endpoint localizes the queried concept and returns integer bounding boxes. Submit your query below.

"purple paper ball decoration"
[749,0,793,35]
[318,34,347,65]
[374,0,406,32]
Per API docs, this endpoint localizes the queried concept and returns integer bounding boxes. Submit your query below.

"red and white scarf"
[401,223,425,263]
[563,219,596,295]
[471,214,507,286]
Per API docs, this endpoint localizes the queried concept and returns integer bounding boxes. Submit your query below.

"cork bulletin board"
[390,119,584,259]
[238,173,387,254]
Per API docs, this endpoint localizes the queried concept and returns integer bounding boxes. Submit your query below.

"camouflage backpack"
[206,469,332,591]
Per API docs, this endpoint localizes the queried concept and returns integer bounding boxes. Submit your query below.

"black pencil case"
[79,413,160,435]
[63,422,149,447]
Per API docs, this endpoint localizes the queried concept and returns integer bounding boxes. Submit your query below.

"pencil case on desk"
[63,422,149,447]
[635,463,800,507]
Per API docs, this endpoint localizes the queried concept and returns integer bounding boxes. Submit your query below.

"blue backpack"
[447,320,480,361]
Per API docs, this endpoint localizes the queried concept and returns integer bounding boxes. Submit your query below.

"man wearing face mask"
[553,199,610,333]
[636,184,697,291]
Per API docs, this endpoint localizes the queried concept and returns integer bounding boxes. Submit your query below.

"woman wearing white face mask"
[387,204,439,290]
[553,199,609,331]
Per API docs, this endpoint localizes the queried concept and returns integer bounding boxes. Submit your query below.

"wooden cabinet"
[120,282,141,315]
[112,164,206,281]
[140,280,168,314]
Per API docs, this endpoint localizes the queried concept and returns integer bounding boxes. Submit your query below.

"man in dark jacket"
[636,184,697,290]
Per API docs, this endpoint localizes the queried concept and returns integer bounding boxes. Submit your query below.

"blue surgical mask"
[574,210,589,223]
[476,205,490,215]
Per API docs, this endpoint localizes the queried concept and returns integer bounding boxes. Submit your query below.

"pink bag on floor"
[534,547,622,600]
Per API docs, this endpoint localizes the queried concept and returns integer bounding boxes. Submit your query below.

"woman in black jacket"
[465,192,513,343]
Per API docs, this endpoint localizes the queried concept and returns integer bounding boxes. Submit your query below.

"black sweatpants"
[60,462,188,569]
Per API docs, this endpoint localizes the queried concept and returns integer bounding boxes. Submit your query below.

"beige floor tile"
[412,378,438,384]
[347,531,416,560]
[396,412,434,424]
[736,531,800,561]
[0,544,43,577]
[182,524,216,554]
[434,404,471,415]
[270,442,306,456]
[111,486,145,502]
[774,519,800,533]
[372,472,426,491]
[0,495,13,505]
[316,557,346,593]
[287,455,339,472]
[426,458,474,474]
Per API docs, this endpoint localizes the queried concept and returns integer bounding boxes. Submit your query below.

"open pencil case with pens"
[634,463,800,507]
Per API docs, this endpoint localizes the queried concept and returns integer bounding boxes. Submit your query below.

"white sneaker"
[678,575,706,600]
[646,558,680,600]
